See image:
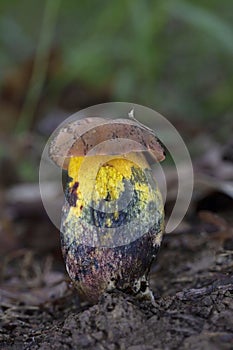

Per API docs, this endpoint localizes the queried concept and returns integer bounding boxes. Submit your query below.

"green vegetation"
[0,0,232,133]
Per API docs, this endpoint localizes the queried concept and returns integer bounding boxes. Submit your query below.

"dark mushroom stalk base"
[49,117,165,304]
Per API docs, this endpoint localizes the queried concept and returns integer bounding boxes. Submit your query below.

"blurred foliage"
[0,0,232,132]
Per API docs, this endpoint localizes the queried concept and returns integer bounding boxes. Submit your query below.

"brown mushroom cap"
[49,117,165,169]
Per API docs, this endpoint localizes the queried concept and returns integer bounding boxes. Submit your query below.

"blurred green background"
[0,0,232,182]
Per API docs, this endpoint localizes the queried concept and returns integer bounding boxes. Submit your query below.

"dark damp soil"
[1,216,233,350]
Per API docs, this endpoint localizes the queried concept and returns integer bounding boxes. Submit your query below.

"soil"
[1,215,233,350]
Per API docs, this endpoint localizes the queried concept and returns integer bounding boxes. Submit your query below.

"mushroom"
[49,116,165,303]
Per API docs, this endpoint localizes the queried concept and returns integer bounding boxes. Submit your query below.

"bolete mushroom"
[49,116,165,303]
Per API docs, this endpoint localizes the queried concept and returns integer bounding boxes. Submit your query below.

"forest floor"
[0,205,233,349]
